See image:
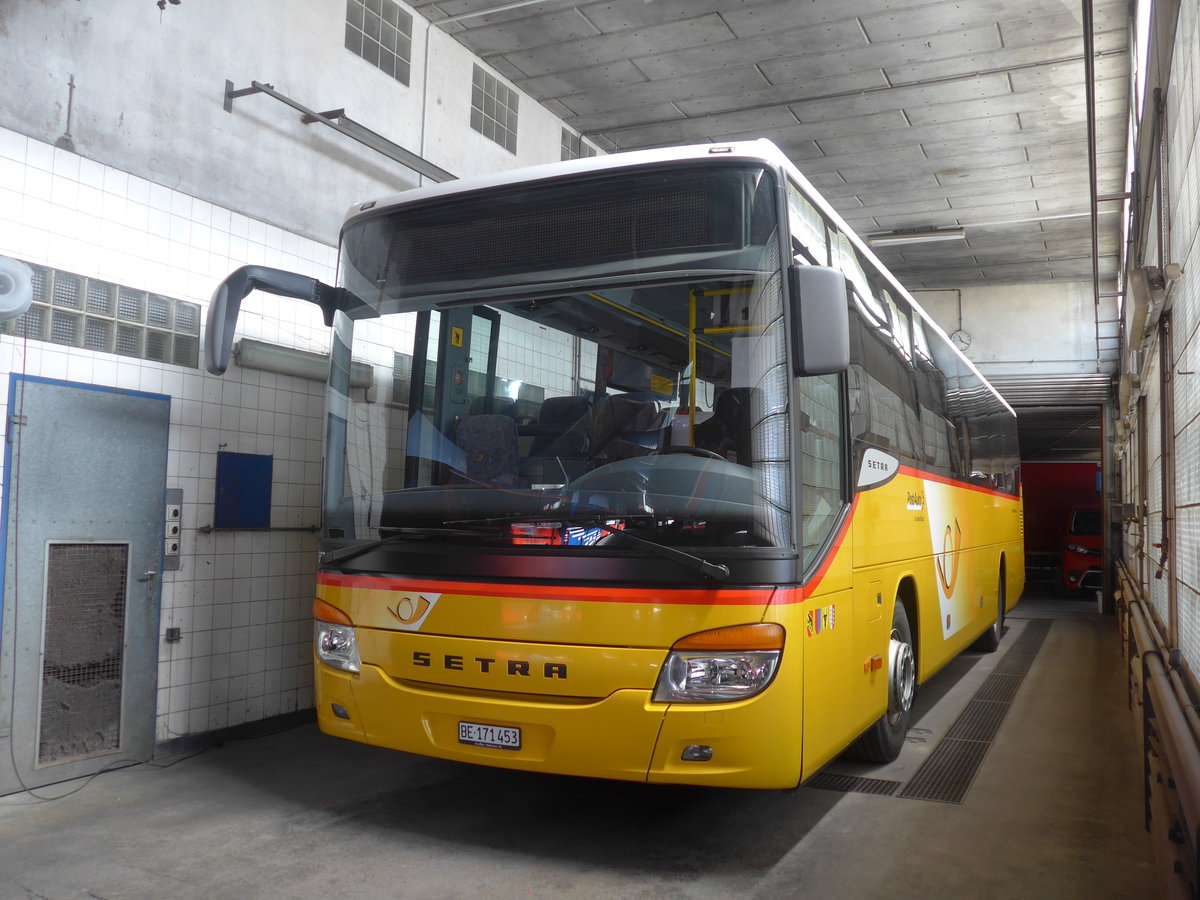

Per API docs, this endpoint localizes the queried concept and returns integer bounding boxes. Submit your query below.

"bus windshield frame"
[322,157,804,567]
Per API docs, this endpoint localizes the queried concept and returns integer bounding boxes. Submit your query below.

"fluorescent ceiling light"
[867,228,966,247]
[235,338,373,388]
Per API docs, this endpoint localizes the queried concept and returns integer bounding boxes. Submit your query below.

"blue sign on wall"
[214,451,273,529]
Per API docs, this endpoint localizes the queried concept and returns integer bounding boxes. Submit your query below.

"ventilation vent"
[38,543,129,766]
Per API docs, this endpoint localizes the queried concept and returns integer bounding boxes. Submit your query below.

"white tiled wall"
[0,0,607,751]
[0,125,335,741]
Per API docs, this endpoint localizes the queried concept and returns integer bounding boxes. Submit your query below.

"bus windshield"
[327,160,795,551]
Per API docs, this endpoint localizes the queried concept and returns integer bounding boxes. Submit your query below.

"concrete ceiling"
[416,0,1129,294]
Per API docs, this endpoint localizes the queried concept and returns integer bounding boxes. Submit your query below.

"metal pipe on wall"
[1160,317,1178,649]
[1081,0,1101,317]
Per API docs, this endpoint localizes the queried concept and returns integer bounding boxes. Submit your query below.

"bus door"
[404,306,503,487]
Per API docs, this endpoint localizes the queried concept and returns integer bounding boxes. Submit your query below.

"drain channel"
[805,772,903,796]
[897,618,1053,804]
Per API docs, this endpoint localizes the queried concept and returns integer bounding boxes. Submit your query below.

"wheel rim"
[887,628,916,722]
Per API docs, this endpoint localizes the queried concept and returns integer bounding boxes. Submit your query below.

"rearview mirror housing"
[205,265,365,375]
[788,265,850,376]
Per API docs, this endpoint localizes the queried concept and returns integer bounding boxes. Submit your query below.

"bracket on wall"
[222,79,455,184]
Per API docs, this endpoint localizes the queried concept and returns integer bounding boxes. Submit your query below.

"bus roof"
[341,139,791,229]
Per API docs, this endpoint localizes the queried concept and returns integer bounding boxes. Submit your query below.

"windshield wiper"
[593,520,730,582]
[447,514,730,582]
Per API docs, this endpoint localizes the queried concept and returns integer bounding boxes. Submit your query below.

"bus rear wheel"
[846,601,914,763]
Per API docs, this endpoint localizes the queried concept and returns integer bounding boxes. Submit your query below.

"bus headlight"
[653,623,783,703]
[315,621,360,673]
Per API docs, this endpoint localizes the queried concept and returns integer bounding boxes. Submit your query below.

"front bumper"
[315,659,803,789]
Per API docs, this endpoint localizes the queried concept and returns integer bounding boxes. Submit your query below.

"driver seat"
[545,395,665,462]
[694,387,756,465]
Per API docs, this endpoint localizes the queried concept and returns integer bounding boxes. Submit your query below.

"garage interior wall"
[0,0,596,748]
[1119,0,1199,672]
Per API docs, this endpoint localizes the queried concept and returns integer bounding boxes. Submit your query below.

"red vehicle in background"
[1059,506,1102,594]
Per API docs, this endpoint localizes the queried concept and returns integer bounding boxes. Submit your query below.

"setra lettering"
[409,649,567,679]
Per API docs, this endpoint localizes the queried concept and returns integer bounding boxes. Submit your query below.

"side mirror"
[205,265,365,375]
[788,265,850,376]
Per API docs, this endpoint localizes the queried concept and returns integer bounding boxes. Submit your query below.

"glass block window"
[1,261,201,369]
[345,0,413,85]
[471,65,518,153]
[561,128,597,161]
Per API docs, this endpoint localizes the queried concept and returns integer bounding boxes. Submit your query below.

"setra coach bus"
[205,140,1023,789]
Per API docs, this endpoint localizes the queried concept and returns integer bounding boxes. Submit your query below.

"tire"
[972,569,1006,653]
[846,601,915,763]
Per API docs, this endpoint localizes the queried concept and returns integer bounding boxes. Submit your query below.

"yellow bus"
[206,140,1023,788]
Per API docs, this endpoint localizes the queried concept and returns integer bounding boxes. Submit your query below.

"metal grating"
[944,700,1008,743]
[897,737,992,804]
[805,771,903,796]
[38,543,129,765]
[973,673,1023,704]
[898,619,1052,804]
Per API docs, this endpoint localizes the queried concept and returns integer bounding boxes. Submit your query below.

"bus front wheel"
[972,568,1006,652]
[847,601,915,763]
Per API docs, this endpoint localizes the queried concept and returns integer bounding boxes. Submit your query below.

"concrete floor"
[0,583,1159,900]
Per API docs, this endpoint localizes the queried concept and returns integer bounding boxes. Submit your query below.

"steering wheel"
[660,445,725,460]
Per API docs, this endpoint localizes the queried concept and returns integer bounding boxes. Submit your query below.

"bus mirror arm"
[205,265,366,375]
[788,265,850,376]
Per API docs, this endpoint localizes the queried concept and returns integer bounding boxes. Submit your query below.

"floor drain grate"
[805,772,902,796]
[898,619,1052,804]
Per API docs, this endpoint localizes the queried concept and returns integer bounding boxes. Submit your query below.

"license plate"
[458,721,521,750]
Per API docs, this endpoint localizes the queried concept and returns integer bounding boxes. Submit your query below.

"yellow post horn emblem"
[936,520,963,595]
[387,595,432,625]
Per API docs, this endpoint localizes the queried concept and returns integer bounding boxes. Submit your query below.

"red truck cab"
[1059,506,1102,593]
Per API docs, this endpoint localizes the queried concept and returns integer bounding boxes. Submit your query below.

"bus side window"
[787,181,830,266]
[797,371,846,567]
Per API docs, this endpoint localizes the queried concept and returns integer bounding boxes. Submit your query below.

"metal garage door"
[0,376,169,795]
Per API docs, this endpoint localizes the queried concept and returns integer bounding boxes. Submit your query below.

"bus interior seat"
[545,394,665,463]
[694,387,756,464]
[527,395,592,456]
[468,396,518,419]
[456,413,521,486]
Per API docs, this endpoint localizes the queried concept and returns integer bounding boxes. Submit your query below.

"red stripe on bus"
[895,464,1020,499]
[318,571,775,606]
[792,494,859,600]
